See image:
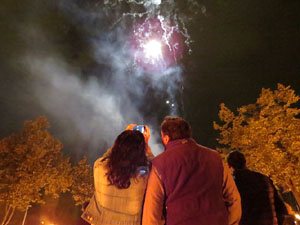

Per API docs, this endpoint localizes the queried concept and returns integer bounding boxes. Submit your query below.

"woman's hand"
[125,123,150,144]
[144,125,150,143]
[125,124,137,130]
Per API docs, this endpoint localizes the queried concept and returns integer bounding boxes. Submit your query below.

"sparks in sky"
[131,16,184,72]
[104,0,196,72]
[143,40,162,63]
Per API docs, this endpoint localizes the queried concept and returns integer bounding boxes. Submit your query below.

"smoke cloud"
[17,0,198,160]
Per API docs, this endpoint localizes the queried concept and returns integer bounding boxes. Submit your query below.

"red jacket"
[152,138,229,225]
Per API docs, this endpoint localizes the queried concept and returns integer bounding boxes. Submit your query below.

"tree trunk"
[1,206,15,225]
[21,206,29,225]
[4,207,14,225]
[1,205,11,225]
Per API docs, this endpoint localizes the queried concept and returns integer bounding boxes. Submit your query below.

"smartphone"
[132,125,145,134]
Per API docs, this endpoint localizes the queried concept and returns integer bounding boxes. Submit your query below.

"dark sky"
[1,0,300,161]
[183,0,300,147]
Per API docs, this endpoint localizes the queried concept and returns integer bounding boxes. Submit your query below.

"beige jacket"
[82,156,149,225]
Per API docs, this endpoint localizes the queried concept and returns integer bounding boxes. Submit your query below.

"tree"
[214,84,300,204]
[0,117,72,225]
[71,157,94,206]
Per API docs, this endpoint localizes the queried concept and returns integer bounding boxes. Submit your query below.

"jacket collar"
[165,138,195,151]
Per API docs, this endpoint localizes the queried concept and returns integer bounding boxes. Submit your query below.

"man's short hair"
[161,116,192,141]
[227,150,246,170]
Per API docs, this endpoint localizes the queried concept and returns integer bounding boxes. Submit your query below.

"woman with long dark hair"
[81,129,151,225]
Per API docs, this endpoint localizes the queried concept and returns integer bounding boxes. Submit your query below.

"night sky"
[1,0,300,162]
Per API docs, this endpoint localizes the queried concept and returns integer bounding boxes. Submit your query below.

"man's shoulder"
[245,169,267,177]
[192,143,223,164]
[196,144,221,156]
[152,140,222,164]
[152,149,169,164]
[235,169,270,182]
[151,144,181,167]
[251,170,271,182]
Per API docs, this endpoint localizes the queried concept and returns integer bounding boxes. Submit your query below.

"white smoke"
[22,24,164,158]
[20,0,201,159]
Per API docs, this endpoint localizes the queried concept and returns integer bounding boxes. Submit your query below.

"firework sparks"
[131,16,184,71]
[143,40,163,63]
[104,0,196,71]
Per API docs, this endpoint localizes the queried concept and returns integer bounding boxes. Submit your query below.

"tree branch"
[3,207,15,225]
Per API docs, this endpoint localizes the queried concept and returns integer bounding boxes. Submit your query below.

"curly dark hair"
[105,130,148,189]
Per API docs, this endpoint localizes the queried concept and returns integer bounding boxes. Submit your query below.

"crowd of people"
[77,116,297,225]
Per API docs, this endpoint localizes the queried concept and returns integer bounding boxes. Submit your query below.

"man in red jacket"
[142,116,241,225]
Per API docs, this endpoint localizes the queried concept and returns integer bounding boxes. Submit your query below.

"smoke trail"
[99,0,200,115]
[20,18,164,158]
[19,0,202,159]
[60,0,189,114]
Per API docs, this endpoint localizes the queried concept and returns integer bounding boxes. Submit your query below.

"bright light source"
[143,40,162,62]
[166,100,170,104]
[295,214,300,220]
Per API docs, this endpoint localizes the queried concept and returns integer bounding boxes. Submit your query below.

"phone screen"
[133,125,145,134]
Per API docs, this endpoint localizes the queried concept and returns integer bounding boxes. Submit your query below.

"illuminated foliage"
[71,157,94,206]
[214,84,300,195]
[0,117,72,225]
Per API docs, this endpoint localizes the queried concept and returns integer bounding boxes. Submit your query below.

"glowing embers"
[143,40,163,63]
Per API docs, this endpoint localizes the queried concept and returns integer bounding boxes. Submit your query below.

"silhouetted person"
[143,116,241,225]
[227,150,289,225]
